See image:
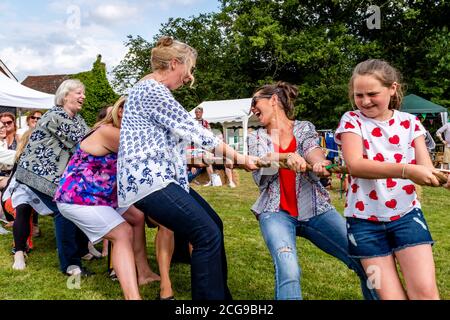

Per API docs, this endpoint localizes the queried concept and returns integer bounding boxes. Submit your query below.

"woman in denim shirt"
[117,36,258,300]
[247,81,377,300]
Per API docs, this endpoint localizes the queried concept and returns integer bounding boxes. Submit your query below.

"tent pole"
[242,116,249,155]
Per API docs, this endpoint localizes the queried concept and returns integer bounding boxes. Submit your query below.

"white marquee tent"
[189,98,261,155]
[0,72,54,110]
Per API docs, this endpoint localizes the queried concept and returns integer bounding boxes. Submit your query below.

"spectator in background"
[216,133,236,188]
[193,106,214,186]
[16,110,44,236]
[17,110,43,139]
[0,121,16,235]
[0,112,19,150]
[436,119,450,170]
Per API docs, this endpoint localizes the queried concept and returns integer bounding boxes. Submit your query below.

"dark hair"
[96,106,111,122]
[0,112,17,131]
[253,81,298,120]
[349,59,404,110]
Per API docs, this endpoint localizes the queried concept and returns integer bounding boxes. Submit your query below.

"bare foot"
[160,285,174,299]
[138,272,161,286]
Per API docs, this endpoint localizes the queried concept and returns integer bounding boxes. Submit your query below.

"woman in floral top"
[12,79,91,275]
[248,81,377,300]
[117,36,258,300]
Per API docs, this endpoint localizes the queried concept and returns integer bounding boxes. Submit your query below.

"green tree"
[73,55,119,126]
[111,0,449,129]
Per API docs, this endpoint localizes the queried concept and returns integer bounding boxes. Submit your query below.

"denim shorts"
[346,208,434,259]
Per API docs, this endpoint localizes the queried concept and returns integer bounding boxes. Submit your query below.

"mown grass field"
[0,171,449,300]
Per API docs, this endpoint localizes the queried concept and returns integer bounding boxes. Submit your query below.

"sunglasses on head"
[2,120,13,126]
[30,116,41,120]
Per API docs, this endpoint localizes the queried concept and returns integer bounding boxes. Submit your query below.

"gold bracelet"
[401,164,407,179]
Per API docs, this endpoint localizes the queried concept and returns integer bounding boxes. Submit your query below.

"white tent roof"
[0,72,53,109]
[190,98,260,126]
[190,98,262,155]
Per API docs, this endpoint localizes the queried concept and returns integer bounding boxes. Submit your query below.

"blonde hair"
[15,129,33,162]
[349,59,404,110]
[151,36,197,86]
[92,96,126,130]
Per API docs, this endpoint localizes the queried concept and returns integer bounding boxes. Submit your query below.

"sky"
[0,0,221,82]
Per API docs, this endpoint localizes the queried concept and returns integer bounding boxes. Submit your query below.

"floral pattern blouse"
[117,79,220,207]
[15,106,89,197]
[248,120,334,221]
[54,145,118,207]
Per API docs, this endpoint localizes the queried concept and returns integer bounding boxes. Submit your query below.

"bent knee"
[108,222,133,241]
[409,284,439,300]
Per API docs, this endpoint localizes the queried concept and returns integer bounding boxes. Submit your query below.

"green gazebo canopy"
[401,94,448,114]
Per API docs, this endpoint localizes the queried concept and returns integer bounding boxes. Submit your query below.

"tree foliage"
[111,0,449,129]
[73,55,119,126]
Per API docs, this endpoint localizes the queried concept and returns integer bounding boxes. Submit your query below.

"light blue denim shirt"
[117,79,220,207]
[247,120,334,221]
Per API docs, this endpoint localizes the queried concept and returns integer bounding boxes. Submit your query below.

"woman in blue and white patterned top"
[118,36,258,300]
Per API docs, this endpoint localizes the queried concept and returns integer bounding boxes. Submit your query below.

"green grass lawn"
[0,171,449,300]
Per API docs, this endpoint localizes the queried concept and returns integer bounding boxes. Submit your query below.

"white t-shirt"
[335,110,426,222]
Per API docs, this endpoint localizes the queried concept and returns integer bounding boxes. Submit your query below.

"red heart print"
[344,122,355,129]
[415,124,420,132]
[409,159,416,164]
[400,120,410,129]
[351,184,359,193]
[394,153,403,163]
[355,201,365,211]
[385,199,397,208]
[402,184,415,195]
[389,135,400,144]
[389,119,395,126]
[386,178,397,188]
[368,215,379,222]
[373,153,385,162]
[411,140,416,148]
[357,120,362,127]
[369,190,378,200]
[390,215,401,221]
[350,112,359,117]
[371,127,382,137]
[363,139,370,149]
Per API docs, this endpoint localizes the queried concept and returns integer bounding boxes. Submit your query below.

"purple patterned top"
[54,145,118,207]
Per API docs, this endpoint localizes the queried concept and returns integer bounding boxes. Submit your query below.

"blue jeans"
[258,209,378,300]
[134,183,232,300]
[347,208,434,258]
[29,187,89,272]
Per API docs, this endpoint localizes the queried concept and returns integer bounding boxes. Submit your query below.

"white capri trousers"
[56,203,128,244]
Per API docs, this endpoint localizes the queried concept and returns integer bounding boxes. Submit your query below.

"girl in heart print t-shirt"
[334,59,449,300]
[335,109,426,221]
